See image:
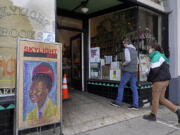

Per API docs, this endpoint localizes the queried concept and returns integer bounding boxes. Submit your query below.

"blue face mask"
[148,48,154,54]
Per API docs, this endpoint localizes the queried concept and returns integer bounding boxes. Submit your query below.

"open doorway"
[56,16,84,91]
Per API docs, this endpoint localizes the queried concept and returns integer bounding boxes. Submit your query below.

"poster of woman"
[16,39,62,130]
[23,61,58,125]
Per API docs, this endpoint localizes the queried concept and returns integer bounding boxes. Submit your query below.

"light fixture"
[81,7,89,13]
[72,0,89,13]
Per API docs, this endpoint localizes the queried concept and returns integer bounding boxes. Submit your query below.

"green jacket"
[148,51,171,82]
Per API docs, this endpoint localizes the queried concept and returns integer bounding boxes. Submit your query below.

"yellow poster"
[17,39,61,130]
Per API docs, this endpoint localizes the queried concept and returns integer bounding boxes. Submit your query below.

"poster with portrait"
[16,39,62,130]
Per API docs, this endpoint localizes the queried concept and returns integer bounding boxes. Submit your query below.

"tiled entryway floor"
[62,90,151,135]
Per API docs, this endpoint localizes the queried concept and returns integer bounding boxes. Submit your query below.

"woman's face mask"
[149,48,154,54]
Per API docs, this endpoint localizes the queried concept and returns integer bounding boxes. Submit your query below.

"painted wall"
[0,0,55,91]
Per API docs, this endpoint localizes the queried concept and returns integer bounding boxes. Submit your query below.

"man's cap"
[32,62,54,82]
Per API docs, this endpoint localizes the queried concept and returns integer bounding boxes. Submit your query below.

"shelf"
[87,79,152,88]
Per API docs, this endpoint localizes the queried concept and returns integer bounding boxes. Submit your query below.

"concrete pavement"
[62,91,151,135]
[78,108,180,135]
[24,91,180,135]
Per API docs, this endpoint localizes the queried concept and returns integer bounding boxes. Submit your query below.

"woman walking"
[143,44,180,123]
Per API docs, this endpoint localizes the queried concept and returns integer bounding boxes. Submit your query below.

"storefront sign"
[16,39,62,131]
[0,88,15,97]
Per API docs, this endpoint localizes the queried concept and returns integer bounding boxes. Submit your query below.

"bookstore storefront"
[87,6,168,107]
[0,0,169,134]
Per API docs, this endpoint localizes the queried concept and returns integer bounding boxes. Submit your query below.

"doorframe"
[70,33,84,91]
[81,33,84,91]
[57,27,85,91]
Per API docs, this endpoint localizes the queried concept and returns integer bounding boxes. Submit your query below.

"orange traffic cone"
[62,74,70,100]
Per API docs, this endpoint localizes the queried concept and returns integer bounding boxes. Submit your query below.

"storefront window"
[89,7,137,81]
[89,7,163,82]
[138,7,162,81]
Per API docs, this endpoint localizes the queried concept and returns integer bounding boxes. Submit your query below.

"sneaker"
[176,109,180,123]
[143,113,156,121]
[128,106,139,110]
[110,102,121,107]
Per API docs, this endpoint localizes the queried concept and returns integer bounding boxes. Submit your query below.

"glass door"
[70,33,84,91]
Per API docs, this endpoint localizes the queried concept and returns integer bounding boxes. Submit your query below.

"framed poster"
[16,39,62,132]
[90,47,100,63]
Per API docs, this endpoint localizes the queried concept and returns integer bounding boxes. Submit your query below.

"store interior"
[56,16,83,90]
[56,0,168,134]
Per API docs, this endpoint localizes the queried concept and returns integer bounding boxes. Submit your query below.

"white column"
[168,0,180,105]
[168,0,179,78]
[177,0,180,76]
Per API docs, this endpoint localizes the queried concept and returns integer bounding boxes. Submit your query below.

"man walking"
[111,39,139,110]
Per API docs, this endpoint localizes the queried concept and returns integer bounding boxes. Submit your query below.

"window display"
[138,7,162,81]
[89,7,163,82]
[90,7,137,81]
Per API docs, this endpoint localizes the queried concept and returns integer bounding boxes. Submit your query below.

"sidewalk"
[78,108,180,135]
[62,91,151,135]
[25,91,180,135]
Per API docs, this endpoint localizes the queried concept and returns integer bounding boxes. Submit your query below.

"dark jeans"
[115,72,139,107]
